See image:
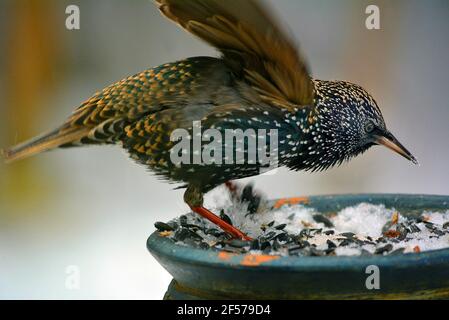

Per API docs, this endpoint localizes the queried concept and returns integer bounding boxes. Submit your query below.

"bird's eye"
[364,121,375,133]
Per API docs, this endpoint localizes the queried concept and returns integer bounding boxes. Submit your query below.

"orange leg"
[189,206,252,241]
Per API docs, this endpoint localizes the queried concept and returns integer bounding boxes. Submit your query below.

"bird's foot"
[189,205,252,241]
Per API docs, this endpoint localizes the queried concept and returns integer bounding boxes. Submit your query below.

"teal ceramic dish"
[147,194,449,299]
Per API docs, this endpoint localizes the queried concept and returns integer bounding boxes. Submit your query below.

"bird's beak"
[374,131,418,165]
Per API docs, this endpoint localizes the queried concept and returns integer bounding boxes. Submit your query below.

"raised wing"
[155,0,315,109]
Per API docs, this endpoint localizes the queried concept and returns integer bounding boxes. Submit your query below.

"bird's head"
[301,80,418,171]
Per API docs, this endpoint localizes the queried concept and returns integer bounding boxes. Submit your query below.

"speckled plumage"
[3,0,417,240]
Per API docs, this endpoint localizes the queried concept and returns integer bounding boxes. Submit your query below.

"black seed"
[154,221,174,232]
[313,214,334,228]
[275,224,287,230]
[250,239,260,250]
[261,241,271,251]
[339,232,355,238]
[184,223,203,231]
[205,228,221,237]
[326,240,337,249]
[431,229,445,237]
[241,184,254,201]
[199,242,210,250]
[324,230,335,235]
[275,232,289,242]
[443,222,449,229]
[288,246,305,256]
[287,213,295,220]
[219,210,233,226]
[174,228,190,241]
[247,196,261,215]
[299,229,312,239]
[267,221,275,227]
[179,215,188,226]
[241,184,261,214]
[376,237,387,243]
[265,231,277,240]
[375,244,393,255]
[287,244,300,251]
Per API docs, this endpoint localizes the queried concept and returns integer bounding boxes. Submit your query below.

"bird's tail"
[1,126,90,164]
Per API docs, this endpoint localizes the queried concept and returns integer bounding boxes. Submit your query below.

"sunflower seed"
[313,214,334,228]
[179,215,188,226]
[375,244,393,255]
[339,232,356,238]
[275,232,289,242]
[275,224,287,230]
[220,210,233,226]
[250,239,260,250]
[261,241,271,251]
[154,221,174,232]
[327,240,337,249]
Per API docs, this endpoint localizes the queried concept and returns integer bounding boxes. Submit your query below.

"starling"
[2,0,417,240]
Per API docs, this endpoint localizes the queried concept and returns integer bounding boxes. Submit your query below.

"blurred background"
[0,0,448,299]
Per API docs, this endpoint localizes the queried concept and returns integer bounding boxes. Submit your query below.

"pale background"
[0,0,448,299]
